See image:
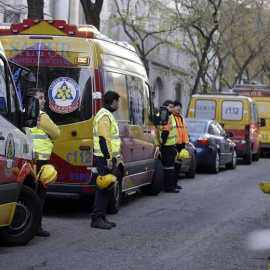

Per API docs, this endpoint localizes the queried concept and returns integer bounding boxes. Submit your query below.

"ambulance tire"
[252,147,260,162]
[106,169,122,214]
[140,159,164,195]
[243,149,252,165]
[0,185,42,246]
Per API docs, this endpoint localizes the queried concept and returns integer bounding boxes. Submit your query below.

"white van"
[0,42,41,246]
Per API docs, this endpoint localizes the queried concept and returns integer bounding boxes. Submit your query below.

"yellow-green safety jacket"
[159,114,177,146]
[93,108,121,158]
[30,111,54,160]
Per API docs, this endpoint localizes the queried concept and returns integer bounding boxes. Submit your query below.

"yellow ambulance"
[0,19,167,214]
[187,92,263,164]
[233,84,270,155]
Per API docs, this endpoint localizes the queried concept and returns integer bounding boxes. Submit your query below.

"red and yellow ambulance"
[0,19,165,213]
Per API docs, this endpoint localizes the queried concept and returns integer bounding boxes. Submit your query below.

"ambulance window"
[102,71,129,122]
[195,100,216,119]
[127,76,144,126]
[21,66,93,125]
[0,58,7,115]
[250,103,258,122]
[144,83,152,123]
[222,101,243,121]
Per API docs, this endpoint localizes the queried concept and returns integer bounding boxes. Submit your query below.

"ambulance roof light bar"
[0,20,137,53]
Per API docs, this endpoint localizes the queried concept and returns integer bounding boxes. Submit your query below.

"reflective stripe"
[31,134,49,140]
[168,135,177,140]
[94,149,120,157]
[163,166,175,170]
[111,135,120,139]
[39,153,51,159]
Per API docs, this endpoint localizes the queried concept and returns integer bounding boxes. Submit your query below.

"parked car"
[185,118,237,174]
[179,142,197,179]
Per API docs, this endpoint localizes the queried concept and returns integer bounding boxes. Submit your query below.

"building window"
[153,77,163,107]
[4,10,20,23]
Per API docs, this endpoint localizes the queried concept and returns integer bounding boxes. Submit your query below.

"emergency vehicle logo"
[48,77,79,114]
[259,106,265,114]
[5,133,15,177]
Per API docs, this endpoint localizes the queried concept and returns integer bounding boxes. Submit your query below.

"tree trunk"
[80,0,103,30]
[27,0,44,19]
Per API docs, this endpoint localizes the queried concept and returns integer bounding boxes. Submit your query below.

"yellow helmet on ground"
[176,149,190,161]
[258,181,270,195]
[96,174,116,191]
[37,164,57,188]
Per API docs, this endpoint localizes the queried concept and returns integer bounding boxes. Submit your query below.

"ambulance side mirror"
[23,96,39,127]
[156,106,169,126]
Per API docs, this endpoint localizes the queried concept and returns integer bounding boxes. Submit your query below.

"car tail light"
[245,125,250,140]
[197,136,210,145]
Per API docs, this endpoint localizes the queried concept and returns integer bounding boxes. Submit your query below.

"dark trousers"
[174,144,185,185]
[91,156,116,217]
[36,160,48,227]
[161,145,175,190]
[36,160,49,210]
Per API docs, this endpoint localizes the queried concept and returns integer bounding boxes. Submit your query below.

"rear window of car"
[221,100,243,121]
[194,99,216,119]
[186,121,207,133]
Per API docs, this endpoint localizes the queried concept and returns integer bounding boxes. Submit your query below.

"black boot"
[36,226,50,237]
[102,216,116,227]
[91,216,112,229]
[174,184,182,190]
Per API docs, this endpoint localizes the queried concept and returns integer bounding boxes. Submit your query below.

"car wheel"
[243,148,252,165]
[210,151,220,174]
[252,147,260,162]
[185,153,196,179]
[140,159,164,195]
[0,185,42,246]
[106,168,122,214]
[225,148,237,170]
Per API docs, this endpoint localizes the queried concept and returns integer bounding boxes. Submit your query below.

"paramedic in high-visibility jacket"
[159,100,179,193]
[91,90,121,230]
[29,88,60,237]
[173,100,189,189]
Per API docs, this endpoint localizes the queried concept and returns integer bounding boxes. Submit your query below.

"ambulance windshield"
[11,65,93,125]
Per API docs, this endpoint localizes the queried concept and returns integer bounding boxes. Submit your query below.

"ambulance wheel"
[243,149,252,165]
[252,147,260,162]
[0,185,42,246]
[106,169,122,214]
[140,159,164,195]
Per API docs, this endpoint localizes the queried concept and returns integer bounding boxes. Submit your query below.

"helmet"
[96,174,116,191]
[37,164,57,188]
[176,149,190,161]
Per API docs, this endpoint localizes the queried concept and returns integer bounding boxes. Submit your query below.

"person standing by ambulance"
[159,100,179,193]
[172,100,189,189]
[91,90,121,229]
[29,88,60,237]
